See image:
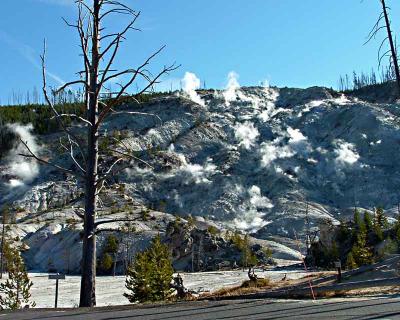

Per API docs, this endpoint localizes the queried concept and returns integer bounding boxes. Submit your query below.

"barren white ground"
[28,269,309,308]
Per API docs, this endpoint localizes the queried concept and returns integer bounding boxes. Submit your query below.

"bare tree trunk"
[0,209,8,280]
[381,0,400,94]
[113,252,117,277]
[0,222,5,279]
[22,0,177,308]
[79,0,100,308]
[79,154,98,307]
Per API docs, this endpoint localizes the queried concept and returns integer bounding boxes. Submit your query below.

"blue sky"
[1,0,399,104]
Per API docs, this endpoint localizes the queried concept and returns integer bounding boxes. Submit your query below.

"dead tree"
[366,0,400,94]
[20,0,177,307]
[0,206,9,279]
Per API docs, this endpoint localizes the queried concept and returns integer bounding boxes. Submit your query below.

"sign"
[48,273,66,308]
[48,274,66,280]
[334,261,341,268]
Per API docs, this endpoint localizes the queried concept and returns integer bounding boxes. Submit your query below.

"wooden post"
[113,252,117,277]
[49,274,66,308]
[55,279,59,308]
[335,261,342,283]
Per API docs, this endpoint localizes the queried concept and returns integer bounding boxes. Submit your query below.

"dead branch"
[18,138,82,177]
[51,114,92,127]
[95,218,139,228]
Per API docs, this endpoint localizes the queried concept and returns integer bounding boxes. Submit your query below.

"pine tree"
[363,211,373,233]
[103,235,119,254]
[147,236,174,301]
[330,241,340,261]
[354,209,361,228]
[353,209,366,237]
[0,243,35,310]
[374,207,387,242]
[100,253,113,273]
[394,214,400,242]
[351,232,373,267]
[375,207,388,229]
[124,236,173,303]
[238,234,258,268]
[99,235,119,274]
[346,252,357,270]
[124,251,152,303]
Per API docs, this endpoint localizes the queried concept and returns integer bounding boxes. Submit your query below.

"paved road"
[2,297,400,320]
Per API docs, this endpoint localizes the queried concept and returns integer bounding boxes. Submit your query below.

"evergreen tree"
[363,211,373,233]
[0,243,35,310]
[124,236,173,303]
[353,209,366,238]
[354,209,361,228]
[147,236,174,301]
[350,232,373,267]
[103,235,118,254]
[99,235,119,274]
[375,207,388,229]
[337,220,352,243]
[373,207,387,242]
[100,253,113,272]
[346,252,357,270]
[330,241,340,261]
[229,232,258,268]
[124,251,151,303]
[394,214,400,242]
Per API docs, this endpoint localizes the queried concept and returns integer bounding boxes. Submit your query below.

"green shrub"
[100,253,113,272]
[0,242,35,310]
[207,226,219,236]
[346,252,357,270]
[124,235,173,303]
[98,235,119,274]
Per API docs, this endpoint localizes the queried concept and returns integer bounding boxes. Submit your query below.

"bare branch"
[98,13,140,61]
[51,114,93,127]
[67,135,87,173]
[55,80,88,94]
[95,218,138,228]
[72,207,85,220]
[96,51,178,128]
[18,138,82,178]
[109,108,162,125]
[109,148,154,170]
[40,40,87,165]
[95,228,118,235]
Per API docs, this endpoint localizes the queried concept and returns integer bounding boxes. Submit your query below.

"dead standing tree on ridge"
[19,0,177,307]
[366,0,400,95]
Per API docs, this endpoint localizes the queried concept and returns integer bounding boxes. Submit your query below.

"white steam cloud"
[260,139,295,167]
[257,88,285,122]
[6,124,40,188]
[234,122,259,150]
[182,72,205,106]
[223,71,241,105]
[334,140,360,165]
[287,127,307,144]
[179,158,218,184]
[234,185,273,232]
[260,127,311,168]
[168,152,219,185]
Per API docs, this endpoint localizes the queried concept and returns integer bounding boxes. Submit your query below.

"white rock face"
[1,85,400,259]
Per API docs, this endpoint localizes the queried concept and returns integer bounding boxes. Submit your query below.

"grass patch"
[206,278,273,298]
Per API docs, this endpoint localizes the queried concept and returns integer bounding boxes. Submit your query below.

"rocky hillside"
[1,83,400,271]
